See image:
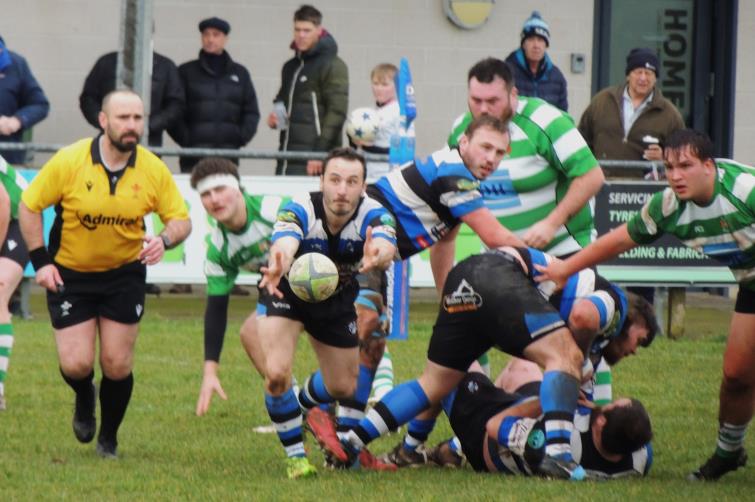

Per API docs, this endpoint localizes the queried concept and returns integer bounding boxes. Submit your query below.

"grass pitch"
[0,290,752,501]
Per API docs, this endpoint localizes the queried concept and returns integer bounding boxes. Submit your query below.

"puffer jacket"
[505,48,568,112]
[274,31,348,175]
[174,50,260,171]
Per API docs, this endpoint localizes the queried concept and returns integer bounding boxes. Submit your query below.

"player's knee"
[359,337,386,369]
[100,354,133,380]
[60,359,94,379]
[265,366,292,395]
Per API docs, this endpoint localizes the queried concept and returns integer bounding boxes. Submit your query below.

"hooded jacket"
[505,48,568,112]
[0,36,50,164]
[174,50,260,172]
[578,84,684,161]
[274,31,348,175]
[79,51,185,147]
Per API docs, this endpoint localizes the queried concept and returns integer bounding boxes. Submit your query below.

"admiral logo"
[443,279,482,313]
[348,321,357,335]
[86,181,93,191]
[77,212,140,231]
[135,304,143,317]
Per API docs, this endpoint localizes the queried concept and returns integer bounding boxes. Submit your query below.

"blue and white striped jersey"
[367,147,485,258]
[272,191,397,278]
[525,247,627,355]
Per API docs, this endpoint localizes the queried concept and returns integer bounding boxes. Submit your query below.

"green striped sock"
[0,323,14,393]
[370,346,394,402]
[716,422,748,457]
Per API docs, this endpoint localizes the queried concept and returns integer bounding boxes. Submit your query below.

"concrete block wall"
[1,0,752,171]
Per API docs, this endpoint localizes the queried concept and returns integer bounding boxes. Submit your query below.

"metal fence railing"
[0,141,663,174]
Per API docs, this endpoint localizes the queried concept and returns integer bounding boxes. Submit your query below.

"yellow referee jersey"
[22,136,189,272]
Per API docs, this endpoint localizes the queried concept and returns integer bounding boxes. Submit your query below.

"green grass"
[0,291,752,501]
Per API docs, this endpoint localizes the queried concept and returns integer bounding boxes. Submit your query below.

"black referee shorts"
[47,260,146,329]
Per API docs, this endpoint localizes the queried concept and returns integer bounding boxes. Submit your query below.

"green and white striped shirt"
[627,158,755,289]
[448,98,600,256]
[0,155,28,220]
[205,192,288,296]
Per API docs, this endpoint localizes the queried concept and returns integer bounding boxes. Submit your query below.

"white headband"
[195,174,241,194]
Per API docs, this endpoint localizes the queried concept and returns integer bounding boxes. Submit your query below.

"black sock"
[98,373,134,446]
[60,368,95,405]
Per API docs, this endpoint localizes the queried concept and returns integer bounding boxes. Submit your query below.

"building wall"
[0,0,751,171]
[734,0,755,163]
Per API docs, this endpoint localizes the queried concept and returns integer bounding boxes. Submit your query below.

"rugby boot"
[379,441,429,468]
[536,455,586,481]
[286,457,317,479]
[305,407,349,463]
[688,449,747,481]
[359,448,398,471]
[72,382,96,443]
[96,438,118,459]
[427,439,465,468]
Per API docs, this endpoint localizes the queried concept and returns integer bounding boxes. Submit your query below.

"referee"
[19,90,191,458]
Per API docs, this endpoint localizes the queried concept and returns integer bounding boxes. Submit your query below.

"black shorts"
[257,277,359,348]
[1,220,29,268]
[735,286,755,314]
[47,261,146,329]
[448,372,528,472]
[427,252,566,371]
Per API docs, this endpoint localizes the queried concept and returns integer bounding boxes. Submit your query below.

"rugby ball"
[287,252,339,303]
[345,107,380,145]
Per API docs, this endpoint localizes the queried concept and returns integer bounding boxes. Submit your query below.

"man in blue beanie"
[504,11,568,111]
[0,36,49,165]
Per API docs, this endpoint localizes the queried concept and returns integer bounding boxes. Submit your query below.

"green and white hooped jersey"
[205,192,288,296]
[627,159,755,289]
[0,155,29,220]
[448,98,600,256]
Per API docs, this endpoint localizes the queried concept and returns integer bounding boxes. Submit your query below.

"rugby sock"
[265,388,305,458]
[349,380,430,449]
[592,358,613,406]
[716,422,748,458]
[336,365,374,437]
[403,418,436,451]
[370,346,394,402]
[61,368,95,403]
[98,373,134,446]
[448,436,463,455]
[298,370,334,410]
[540,370,579,460]
[0,324,13,395]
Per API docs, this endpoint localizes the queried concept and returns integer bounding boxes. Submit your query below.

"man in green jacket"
[267,5,349,176]
[578,48,684,164]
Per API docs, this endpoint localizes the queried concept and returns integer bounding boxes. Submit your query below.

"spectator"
[173,16,260,174]
[79,50,184,147]
[504,11,568,112]
[579,47,685,305]
[347,63,401,182]
[267,4,348,176]
[579,47,684,165]
[0,36,49,165]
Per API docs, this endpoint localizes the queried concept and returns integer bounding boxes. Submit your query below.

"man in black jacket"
[267,5,348,176]
[79,51,184,148]
[173,17,260,174]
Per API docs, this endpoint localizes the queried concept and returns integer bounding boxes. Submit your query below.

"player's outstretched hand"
[259,249,285,298]
[196,371,228,416]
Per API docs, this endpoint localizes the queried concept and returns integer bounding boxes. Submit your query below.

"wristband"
[160,233,173,250]
[29,247,53,270]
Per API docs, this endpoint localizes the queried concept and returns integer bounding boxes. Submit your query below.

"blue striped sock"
[265,388,305,458]
[352,380,430,447]
[540,371,579,460]
[404,418,436,450]
[298,370,333,410]
[337,365,374,435]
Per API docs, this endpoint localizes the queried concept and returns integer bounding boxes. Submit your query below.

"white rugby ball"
[345,107,380,145]
[287,252,339,303]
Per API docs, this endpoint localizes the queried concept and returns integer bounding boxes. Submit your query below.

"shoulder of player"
[514,97,575,134]
[715,159,755,202]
